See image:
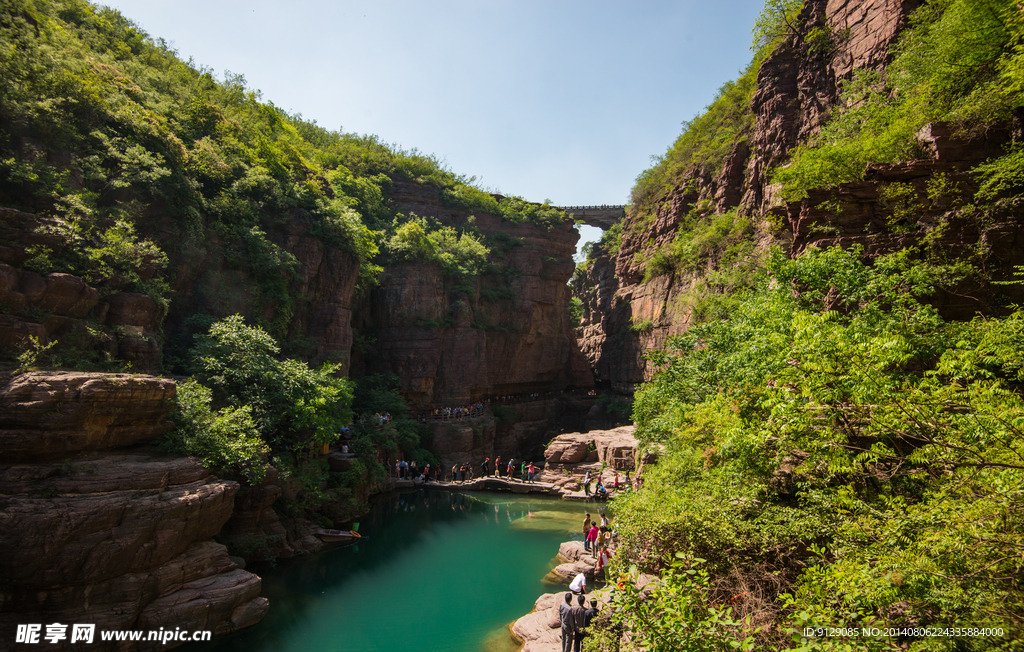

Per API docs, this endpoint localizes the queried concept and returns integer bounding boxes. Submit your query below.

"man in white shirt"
[569,572,586,594]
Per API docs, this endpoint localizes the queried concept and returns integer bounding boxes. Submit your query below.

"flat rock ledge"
[537,425,660,500]
[545,540,598,584]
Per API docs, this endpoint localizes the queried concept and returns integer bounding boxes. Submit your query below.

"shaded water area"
[190,489,591,652]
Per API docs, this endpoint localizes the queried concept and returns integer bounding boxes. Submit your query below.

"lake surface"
[192,489,592,652]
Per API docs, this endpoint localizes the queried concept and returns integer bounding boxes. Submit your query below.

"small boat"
[315,529,362,543]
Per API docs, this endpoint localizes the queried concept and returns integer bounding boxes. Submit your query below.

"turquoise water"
[194,490,591,652]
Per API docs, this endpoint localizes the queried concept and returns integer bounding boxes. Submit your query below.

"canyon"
[2,0,1023,646]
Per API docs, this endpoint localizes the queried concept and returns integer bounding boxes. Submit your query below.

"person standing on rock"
[481,457,490,477]
[582,598,599,646]
[584,470,591,496]
[572,594,588,652]
[596,546,612,574]
[587,524,600,557]
[495,456,502,477]
[582,513,592,551]
[559,592,576,652]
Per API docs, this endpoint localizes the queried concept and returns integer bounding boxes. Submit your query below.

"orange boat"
[315,529,362,543]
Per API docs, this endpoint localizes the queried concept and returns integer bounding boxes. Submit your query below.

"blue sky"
[99,0,765,249]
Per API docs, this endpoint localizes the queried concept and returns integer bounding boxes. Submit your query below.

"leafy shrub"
[750,0,804,56]
[497,196,566,228]
[974,143,1024,202]
[614,246,1024,648]
[605,555,756,652]
[386,215,489,277]
[629,318,654,333]
[165,379,269,484]
[189,315,353,452]
[569,296,583,327]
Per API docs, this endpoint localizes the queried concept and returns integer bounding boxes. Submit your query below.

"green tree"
[190,315,353,451]
[166,380,269,484]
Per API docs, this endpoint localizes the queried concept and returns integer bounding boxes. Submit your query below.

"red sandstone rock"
[510,593,564,652]
[544,426,639,471]
[0,372,268,647]
[36,273,100,318]
[105,292,161,330]
[353,182,593,409]
[0,372,176,461]
[0,313,47,349]
[575,0,1024,390]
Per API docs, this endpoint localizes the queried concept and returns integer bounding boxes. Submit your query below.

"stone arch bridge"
[557,205,625,229]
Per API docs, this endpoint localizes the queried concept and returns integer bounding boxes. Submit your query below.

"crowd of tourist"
[560,509,615,652]
[423,403,486,420]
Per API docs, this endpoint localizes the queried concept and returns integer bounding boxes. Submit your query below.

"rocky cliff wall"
[1,176,592,414]
[426,393,601,471]
[0,208,165,373]
[0,372,268,649]
[575,0,1024,388]
[614,0,917,285]
[353,181,593,410]
[157,211,361,374]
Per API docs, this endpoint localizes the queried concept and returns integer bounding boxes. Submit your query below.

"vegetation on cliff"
[0,0,567,359]
[601,247,1023,650]
[774,0,1024,201]
[0,0,568,503]
[166,315,432,517]
[166,315,353,482]
[630,62,760,216]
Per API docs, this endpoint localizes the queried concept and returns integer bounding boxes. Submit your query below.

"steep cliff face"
[353,181,593,409]
[0,372,268,649]
[158,212,362,373]
[0,208,165,373]
[745,0,923,211]
[614,0,918,284]
[576,0,1023,387]
[1,180,591,409]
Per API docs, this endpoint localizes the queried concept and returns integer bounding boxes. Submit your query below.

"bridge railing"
[559,205,626,211]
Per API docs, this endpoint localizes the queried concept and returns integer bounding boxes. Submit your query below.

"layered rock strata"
[427,395,598,473]
[0,372,267,650]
